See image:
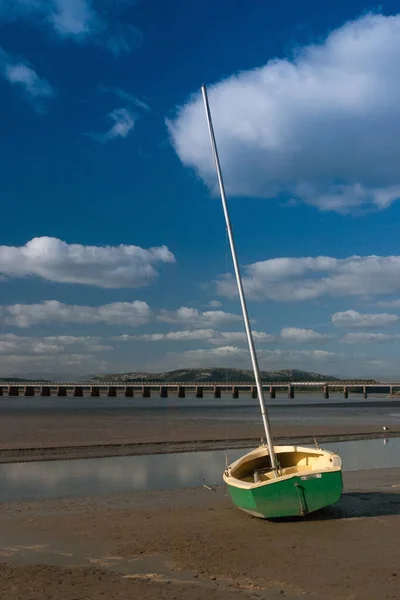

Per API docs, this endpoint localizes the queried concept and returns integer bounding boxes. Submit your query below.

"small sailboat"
[201,84,343,519]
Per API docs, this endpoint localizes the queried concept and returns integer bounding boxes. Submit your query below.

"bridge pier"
[1,380,388,400]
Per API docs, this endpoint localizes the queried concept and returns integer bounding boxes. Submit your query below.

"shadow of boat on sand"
[266,491,400,522]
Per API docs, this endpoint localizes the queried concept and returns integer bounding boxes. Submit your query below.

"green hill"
[90,368,340,383]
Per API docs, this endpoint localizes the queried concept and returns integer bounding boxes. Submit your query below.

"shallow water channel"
[0,437,399,503]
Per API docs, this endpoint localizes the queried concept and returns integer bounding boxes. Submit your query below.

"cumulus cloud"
[0,49,53,109]
[0,0,141,55]
[332,310,398,328]
[157,307,242,328]
[1,300,151,328]
[281,328,330,343]
[0,237,175,288]
[341,332,400,343]
[217,255,400,301]
[168,13,400,213]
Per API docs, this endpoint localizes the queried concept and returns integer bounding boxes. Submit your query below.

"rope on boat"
[294,481,307,515]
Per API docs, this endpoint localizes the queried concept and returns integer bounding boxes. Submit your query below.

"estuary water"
[1,393,400,427]
[0,436,399,503]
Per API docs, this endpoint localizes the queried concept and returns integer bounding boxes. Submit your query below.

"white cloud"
[341,332,400,343]
[281,327,330,343]
[50,0,97,37]
[129,329,274,344]
[105,87,151,112]
[165,346,337,370]
[0,237,175,288]
[157,307,242,328]
[209,331,274,345]
[332,310,398,328]
[91,108,135,142]
[5,63,53,98]
[2,300,151,328]
[217,255,400,301]
[0,333,111,355]
[168,13,400,213]
[0,351,109,377]
[377,299,400,307]
[172,345,248,367]
[140,329,214,342]
[208,299,222,308]
[0,49,53,109]
[0,0,141,55]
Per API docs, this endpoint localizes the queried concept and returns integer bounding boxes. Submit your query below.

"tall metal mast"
[201,84,278,474]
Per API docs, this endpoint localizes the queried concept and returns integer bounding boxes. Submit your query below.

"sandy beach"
[1,405,400,599]
[1,468,400,600]
[1,407,399,462]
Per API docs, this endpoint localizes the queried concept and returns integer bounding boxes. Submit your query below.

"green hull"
[226,470,343,519]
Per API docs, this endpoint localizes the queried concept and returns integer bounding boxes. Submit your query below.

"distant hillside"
[90,368,341,383]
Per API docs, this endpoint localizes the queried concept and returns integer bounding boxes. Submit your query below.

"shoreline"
[0,430,396,463]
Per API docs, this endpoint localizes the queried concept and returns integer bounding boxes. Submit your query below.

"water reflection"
[1,437,400,503]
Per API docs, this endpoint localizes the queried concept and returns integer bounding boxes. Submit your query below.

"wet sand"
[1,411,399,462]
[1,468,400,599]
[1,403,400,598]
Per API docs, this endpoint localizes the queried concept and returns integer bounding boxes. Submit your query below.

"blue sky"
[2,0,400,378]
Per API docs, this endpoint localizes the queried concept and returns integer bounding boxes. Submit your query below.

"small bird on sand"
[383,426,389,432]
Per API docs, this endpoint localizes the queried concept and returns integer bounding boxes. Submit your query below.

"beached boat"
[223,444,342,518]
[201,84,343,519]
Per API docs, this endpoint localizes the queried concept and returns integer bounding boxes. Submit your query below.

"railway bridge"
[0,380,396,399]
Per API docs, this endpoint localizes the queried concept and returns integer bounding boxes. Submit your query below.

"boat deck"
[242,464,311,483]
